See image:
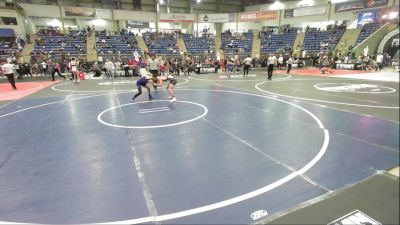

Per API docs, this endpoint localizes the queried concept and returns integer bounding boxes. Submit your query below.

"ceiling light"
[270,1,284,10]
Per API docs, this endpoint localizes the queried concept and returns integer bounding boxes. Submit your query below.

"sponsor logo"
[314,83,396,94]
[250,210,268,221]
[328,210,381,225]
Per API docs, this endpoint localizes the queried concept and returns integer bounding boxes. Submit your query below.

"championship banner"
[159,13,195,22]
[239,10,277,22]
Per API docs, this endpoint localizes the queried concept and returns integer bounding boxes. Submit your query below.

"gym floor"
[0,69,398,224]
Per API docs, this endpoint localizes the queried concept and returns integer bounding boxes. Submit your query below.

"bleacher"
[143,32,180,56]
[260,29,297,53]
[34,31,86,56]
[303,27,345,53]
[355,23,381,46]
[0,41,19,58]
[183,33,215,56]
[221,32,253,57]
[96,32,141,56]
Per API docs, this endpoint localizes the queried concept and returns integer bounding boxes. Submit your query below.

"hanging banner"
[335,0,388,12]
[198,13,235,23]
[365,0,389,8]
[64,6,96,17]
[239,10,277,22]
[159,13,195,22]
[64,6,111,19]
[126,21,149,29]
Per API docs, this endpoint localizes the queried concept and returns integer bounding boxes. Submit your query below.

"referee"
[147,54,160,90]
[267,54,277,80]
[0,58,17,90]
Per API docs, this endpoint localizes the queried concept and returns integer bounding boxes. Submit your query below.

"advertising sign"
[198,13,235,23]
[239,11,277,22]
[357,11,378,27]
[335,0,388,12]
[126,21,149,29]
[335,1,364,12]
[366,0,389,8]
[328,210,382,225]
[159,13,195,22]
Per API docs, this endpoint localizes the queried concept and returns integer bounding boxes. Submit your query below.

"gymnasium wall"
[0,9,26,37]
[12,0,400,35]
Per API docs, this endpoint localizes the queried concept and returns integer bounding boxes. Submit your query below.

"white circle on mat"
[97,100,208,129]
[0,89,329,225]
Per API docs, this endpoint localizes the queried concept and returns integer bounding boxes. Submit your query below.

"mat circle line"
[51,78,189,93]
[0,89,329,225]
[255,81,399,109]
[97,100,208,129]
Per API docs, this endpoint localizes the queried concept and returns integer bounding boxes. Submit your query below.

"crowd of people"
[1,22,398,91]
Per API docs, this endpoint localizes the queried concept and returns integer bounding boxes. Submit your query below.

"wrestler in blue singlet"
[131,76,153,101]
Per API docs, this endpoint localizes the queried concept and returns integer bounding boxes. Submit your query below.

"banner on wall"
[366,0,389,8]
[0,17,18,25]
[357,11,378,27]
[198,13,235,23]
[284,6,326,18]
[126,21,149,29]
[239,11,277,22]
[64,7,111,19]
[64,7,96,17]
[159,13,195,22]
[335,0,388,12]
